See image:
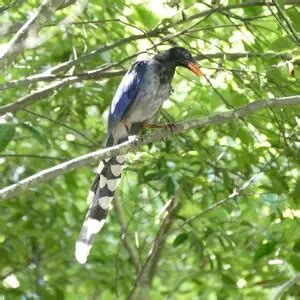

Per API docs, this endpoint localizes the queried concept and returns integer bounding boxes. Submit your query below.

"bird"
[75,46,202,264]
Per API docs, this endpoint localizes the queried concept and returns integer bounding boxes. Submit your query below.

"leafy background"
[0,0,299,299]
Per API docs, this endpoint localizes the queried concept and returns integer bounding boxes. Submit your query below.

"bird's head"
[168,47,202,76]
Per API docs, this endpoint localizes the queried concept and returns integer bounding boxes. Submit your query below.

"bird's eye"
[184,54,189,59]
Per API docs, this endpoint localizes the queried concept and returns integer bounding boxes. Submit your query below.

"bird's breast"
[124,64,172,124]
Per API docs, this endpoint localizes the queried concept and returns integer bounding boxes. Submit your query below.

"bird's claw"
[163,122,176,135]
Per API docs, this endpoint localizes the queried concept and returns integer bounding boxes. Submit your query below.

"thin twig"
[114,196,141,272]
[0,154,65,161]
[272,0,300,45]
[23,108,98,146]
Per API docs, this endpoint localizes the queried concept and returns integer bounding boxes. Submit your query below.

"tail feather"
[75,155,125,264]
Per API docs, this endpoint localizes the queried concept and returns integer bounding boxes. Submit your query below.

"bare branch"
[31,0,300,74]
[1,1,300,38]
[0,69,125,91]
[0,0,74,70]
[273,273,300,300]
[0,51,295,115]
[0,69,124,115]
[0,95,299,200]
[1,51,293,92]
[272,0,300,45]
[0,154,65,161]
[23,108,98,147]
[176,155,276,231]
[0,0,76,36]
[129,195,178,300]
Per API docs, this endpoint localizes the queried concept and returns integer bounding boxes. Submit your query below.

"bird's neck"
[154,51,175,66]
[153,52,176,84]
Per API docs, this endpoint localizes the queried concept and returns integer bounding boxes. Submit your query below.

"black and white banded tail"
[75,154,125,264]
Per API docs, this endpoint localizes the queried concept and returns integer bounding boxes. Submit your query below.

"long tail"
[75,154,125,264]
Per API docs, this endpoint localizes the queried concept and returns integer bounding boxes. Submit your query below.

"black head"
[167,47,202,76]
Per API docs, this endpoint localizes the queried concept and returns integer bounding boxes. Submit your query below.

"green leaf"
[0,123,15,152]
[243,6,263,16]
[289,253,300,271]
[254,241,277,262]
[293,240,300,253]
[287,10,300,32]
[133,6,159,28]
[271,36,296,51]
[221,273,236,287]
[291,179,300,203]
[173,233,188,247]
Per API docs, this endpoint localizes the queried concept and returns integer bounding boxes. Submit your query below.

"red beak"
[187,62,203,76]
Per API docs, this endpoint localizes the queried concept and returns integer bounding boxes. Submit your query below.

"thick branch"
[0,0,76,37]
[0,51,295,115]
[129,196,178,300]
[0,0,69,70]
[0,95,299,200]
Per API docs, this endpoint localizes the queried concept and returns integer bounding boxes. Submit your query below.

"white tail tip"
[75,241,90,264]
[75,219,106,264]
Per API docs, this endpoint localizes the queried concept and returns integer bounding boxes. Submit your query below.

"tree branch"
[0,0,71,70]
[1,1,299,38]
[0,154,65,161]
[273,273,300,300]
[0,0,76,37]
[0,69,126,91]
[39,0,300,74]
[0,69,124,115]
[0,51,296,92]
[128,195,178,300]
[174,155,276,232]
[272,0,300,45]
[0,95,299,200]
[114,196,141,272]
[0,51,295,115]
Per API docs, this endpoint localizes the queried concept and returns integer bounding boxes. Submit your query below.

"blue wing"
[107,60,147,136]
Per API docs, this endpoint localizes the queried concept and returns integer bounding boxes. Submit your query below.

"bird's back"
[124,58,174,125]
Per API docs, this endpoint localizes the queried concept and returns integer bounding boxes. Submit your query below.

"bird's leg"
[123,118,130,135]
[143,122,176,135]
[123,119,141,147]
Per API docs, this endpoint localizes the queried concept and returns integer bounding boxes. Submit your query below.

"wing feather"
[107,60,147,135]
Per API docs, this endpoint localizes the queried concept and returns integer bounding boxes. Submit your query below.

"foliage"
[0,0,300,299]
